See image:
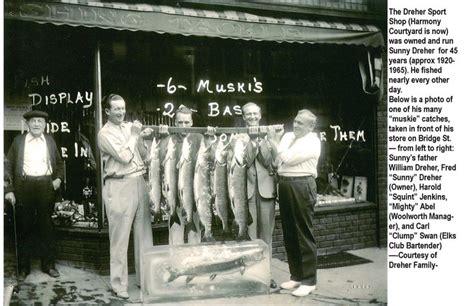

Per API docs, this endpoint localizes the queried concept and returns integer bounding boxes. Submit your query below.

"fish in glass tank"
[159,248,265,283]
[142,240,270,302]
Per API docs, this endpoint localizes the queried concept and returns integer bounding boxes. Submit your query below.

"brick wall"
[377,50,388,247]
[55,202,377,274]
[55,224,170,275]
[272,202,378,261]
[55,228,111,275]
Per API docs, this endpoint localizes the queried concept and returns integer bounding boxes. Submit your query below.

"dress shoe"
[280,280,301,290]
[45,269,60,278]
[270,279,278,289]
[291,285,316,297]
[115,291,129,299]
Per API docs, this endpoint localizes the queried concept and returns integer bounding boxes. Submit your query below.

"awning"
[5,0,384,48]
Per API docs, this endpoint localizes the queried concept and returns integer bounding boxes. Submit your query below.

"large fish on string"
[163,138,180,227]
[148,137,162,217]
[213,134,232,238]
[177,135,197,234]
[194,135,217,242]
[228,134,253,241]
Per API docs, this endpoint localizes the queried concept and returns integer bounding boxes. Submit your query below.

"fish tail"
[221,227,233,242]
[202,232,216,243]
[239,265,246,276]
[247,208,254,226]
[169,210,181,227]
[216,215,226,231]
[237,226,250,241]
[184,220,197,235]
[164,265,179,283]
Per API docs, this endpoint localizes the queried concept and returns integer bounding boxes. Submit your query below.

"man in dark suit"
[5,110,64,280]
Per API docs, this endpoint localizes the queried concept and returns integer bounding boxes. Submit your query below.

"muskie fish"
[194,136,217,242]
[213,134,232,236]
[148,137,162,216]
[162,248,265,283]
[163,139,180,227]
[228,135,252,240]
[177,136,197,233]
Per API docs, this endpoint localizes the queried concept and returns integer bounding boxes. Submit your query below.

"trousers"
[248,183,275,260]
[16,175,56,273]
[278,176,318,285]
[103,175,153,292]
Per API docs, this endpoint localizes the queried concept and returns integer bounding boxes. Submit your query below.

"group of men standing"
[5,94,321,299]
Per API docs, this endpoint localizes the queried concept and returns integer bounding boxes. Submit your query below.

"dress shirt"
[23,133,51,176]
[98,121,146,177]
[276,132,321,177]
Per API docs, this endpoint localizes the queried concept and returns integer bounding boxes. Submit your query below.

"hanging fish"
[163,138,180,227]
[213,134,232,237]
[177,135,197,234]
[149,137,162,217]
[194,135,217,242]
[228,134,253,241]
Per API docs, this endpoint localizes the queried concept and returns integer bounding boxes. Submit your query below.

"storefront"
[4,0,386,272]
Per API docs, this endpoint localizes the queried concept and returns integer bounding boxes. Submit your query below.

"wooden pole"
[143,124,284,135]
[94,42,104,231]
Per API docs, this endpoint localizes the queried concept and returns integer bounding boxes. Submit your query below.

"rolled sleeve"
[137,137,148,161]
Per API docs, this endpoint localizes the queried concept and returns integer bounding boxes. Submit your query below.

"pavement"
[4,247,387,305]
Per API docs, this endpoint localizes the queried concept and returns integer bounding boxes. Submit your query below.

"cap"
[23,110,49,120]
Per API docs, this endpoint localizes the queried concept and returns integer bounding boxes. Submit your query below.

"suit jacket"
[245,136,276,200]
[5,133,65,194]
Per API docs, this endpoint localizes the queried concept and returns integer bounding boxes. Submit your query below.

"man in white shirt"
[5,110,64,280]
[267,109,321,297]
[98,94,154,299]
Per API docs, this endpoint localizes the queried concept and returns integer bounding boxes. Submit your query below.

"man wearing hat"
[5,110,64,280]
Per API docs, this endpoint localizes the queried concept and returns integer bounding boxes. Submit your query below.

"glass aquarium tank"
[142,239,270,303]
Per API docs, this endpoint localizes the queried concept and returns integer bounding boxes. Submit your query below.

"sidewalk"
[5,247,387,305]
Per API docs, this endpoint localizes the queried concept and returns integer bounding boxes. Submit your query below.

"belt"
[23,175,51,181]
[278,175,312,181]
[103,170,145,183]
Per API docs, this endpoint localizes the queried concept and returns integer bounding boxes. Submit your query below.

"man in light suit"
[242,102,278,289]
[98,94,153,299]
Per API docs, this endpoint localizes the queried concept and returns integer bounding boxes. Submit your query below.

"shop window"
[99,32,377,213]
[4,22,99,228]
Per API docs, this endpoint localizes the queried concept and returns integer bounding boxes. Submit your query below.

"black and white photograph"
[3,0,389,304]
